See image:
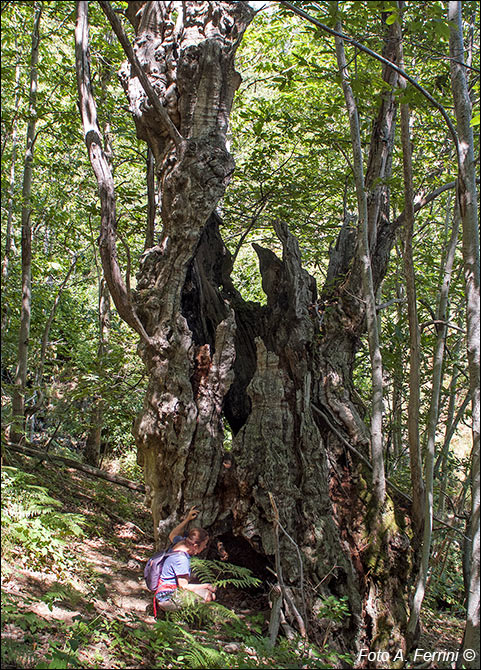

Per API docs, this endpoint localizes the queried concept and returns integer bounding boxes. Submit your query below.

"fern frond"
[191,558,261,588]
[175,628,227,669]
[182,645,226,669]
[170,597,241,630]
[190,558,216,583]
[203,602,240,624]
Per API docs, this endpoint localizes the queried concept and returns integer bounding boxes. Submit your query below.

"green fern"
[1,466,85,570]
[170,597,241,630]
[191,558,261,589]
[181,645,227,669]
[176,627,228,669]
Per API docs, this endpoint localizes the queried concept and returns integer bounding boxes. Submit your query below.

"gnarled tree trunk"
[80,1,414,663]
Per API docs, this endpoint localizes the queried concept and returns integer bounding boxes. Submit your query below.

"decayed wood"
[73,0,429,656]
[268,584,282,648]
[119,2,254,543]
[6,442,146,493]
[98,0,182,149]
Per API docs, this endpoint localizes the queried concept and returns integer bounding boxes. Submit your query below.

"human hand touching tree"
[169,506,200,542]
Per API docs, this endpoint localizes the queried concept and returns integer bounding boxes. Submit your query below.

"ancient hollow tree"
[77,0,414,658]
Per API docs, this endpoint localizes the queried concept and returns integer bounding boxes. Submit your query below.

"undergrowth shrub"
[1,466,85,573]
[112,448,143,481]
[170,595,241,629]
[0,465,352,669]
[426,540,466,617]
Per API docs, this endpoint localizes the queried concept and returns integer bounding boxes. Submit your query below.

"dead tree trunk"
[78,0,414,660]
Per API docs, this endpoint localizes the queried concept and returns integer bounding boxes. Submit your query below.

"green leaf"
[385,12,398,25]
[433,19,451,40]
[470,112,480,127]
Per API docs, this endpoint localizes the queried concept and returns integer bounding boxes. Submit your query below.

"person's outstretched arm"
[168,506,199,542]
[177,577,216,601]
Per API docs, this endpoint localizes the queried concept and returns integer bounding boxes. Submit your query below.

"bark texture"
[84,278,111,468]
[87,1,413,662]
[119,0,253,535]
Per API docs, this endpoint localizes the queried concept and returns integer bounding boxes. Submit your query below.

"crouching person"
[155,527,217,613]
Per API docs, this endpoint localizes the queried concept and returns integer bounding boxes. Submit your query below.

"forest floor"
[1,450,465,669]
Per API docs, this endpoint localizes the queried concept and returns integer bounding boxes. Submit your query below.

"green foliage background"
[1,1,478,667]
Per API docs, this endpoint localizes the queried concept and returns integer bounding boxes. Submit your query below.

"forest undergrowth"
[1,449,464,669]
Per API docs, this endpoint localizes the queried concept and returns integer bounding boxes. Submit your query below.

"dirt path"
[2,517,158,668]
[1,457,160,667]
[2,456,466,669]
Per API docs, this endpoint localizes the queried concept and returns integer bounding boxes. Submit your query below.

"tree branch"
[268,492,307,638]
[75,0,151,345]
[6,442,146,493]
[392,179,481,232]
[279,1,460,158]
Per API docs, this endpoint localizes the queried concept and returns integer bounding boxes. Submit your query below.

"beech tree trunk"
[333,2,386,509]
[394,8,424,556]
[448,3,480,666]
[11,2,42,444]
[1,40,21,333]
[84,277,110,468]
[78,1,415,662]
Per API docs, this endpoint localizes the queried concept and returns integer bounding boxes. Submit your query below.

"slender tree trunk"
[393,9,424,560]
[11,2,42,444]
[407,174,460,643]
[84,278,111,467]
[436,384,471,516]
[333,4,386,509]
[82,51,114,469]
[1,42,21,329]
[28,252,80,436]
[388,262,405,472]
[449,3,480,666]
[393,3,423,645]
[75,1,150,343]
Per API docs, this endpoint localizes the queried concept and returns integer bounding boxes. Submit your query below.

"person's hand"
[204,584,217,601]
[185,505,199,522]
